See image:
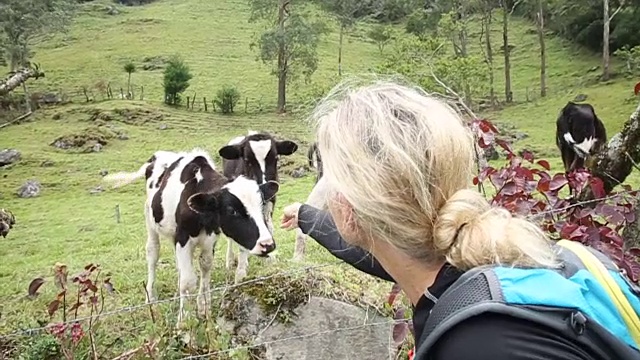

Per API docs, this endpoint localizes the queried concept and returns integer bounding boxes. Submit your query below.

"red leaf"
[68,301,83,313]
[635,82,640,96]
[590,177,606,198]
[28,278,45,299]
[501,181,519,196]
[392,322,410,346]
[521,150,535,163]
[48,300,61,317]
[549,174,569,191]
[496,139,514,154]
[537,160,551,171]
[387,283,401,306]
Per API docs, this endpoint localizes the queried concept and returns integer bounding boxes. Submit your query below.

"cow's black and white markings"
[218,130,298,270]
[556,101,607,173]
[293,142,328,261]
[102,148,278,323]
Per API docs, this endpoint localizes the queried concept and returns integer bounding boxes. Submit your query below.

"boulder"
[222,295,395,360]
[0,149,21,167]
[17,180,41,198]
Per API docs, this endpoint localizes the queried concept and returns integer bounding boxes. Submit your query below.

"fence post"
[212,100,216,113]
[115,204,121,224]
[140,86,144,101]
[120,88,124,99]
[245,97,248,113]
[204,97,208,112]
[187,96,190,110]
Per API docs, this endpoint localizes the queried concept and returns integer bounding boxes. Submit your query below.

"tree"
[500,0,521,103]
[536,0,547,97]
[162,55,192,106]
[123,61,136,98]
[314,0,377,76]
[248,0,328,113]
[0,0,75,70]
[602,0,627,81]
[479,0,497,106]
[367,25,393,54]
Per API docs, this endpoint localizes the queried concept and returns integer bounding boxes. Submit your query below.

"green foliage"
[313,0,377,28]
[378,35,489,101]
[214,85,241,114]
[515,0,640,53]
[18,335,61,360]
[0,0,75,70]
[248,0,329,84]
[162,55,192,106]
[613,45,640,74]
[405,9,438,39]
[367,24,393,54]
[123,62,136,75]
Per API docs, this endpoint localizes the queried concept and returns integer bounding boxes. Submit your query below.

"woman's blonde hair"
[312,78,558,270]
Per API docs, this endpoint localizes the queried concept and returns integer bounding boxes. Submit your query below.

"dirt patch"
[141,55,168,71]
[50,126,124,153]
[83,107,164,126]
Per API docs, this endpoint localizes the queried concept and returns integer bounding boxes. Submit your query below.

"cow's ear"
[275,140,298,156]
[259,181,279,202]
[219,145,242,160]
[188,192,218,214]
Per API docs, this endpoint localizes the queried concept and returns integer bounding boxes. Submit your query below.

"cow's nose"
[259,239,276,254]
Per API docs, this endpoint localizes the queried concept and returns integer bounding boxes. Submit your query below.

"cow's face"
[219,134,298,183]
[187,177,279,257]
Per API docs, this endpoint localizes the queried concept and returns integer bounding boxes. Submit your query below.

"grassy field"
[1,0,640,357]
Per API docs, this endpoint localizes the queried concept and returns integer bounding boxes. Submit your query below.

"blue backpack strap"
[414,249,640,360]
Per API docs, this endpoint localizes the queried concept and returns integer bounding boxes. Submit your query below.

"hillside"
[1,0,640,357]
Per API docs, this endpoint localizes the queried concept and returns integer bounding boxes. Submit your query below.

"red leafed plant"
[386,117,640,355]
[471,118,640,281]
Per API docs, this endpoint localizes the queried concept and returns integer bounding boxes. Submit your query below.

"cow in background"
[556,101,607,173]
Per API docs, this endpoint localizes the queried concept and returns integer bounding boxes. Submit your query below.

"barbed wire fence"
[0,188,637,350]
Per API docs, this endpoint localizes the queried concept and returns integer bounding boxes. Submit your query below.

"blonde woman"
[281,79,640,360]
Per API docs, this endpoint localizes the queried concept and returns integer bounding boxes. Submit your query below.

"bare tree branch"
[0,66,45,96]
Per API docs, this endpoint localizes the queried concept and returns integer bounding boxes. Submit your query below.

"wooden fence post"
[186,96,190,110]
[245,97,248,113]
[204,97,208,112]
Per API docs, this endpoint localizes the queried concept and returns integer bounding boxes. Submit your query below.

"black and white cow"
[218,130,298,269]
[556,101,607,173]
[102,148,278,324]
[293,142,329,261]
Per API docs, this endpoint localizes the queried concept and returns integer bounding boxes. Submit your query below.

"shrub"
[162,55,192,106]
[214,85,241,114]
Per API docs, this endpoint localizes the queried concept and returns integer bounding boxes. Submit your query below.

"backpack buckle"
[570,311,587,335]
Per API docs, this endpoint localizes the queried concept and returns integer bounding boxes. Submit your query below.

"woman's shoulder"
[424,311,605,360]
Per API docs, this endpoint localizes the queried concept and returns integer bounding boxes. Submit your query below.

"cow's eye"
[227,207,239,216]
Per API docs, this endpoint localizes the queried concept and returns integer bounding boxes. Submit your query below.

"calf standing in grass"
[102,148,279,324]
[293,142,328,261]
[218,130,298,269]
[556,101,607,173]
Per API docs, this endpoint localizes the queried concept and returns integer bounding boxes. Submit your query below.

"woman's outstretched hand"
[281,202,302,230]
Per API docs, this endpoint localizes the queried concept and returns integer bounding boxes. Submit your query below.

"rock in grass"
[17,180,41,198]
[0,149,21,167]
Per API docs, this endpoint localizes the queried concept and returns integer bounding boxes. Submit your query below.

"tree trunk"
[502,3,513,103]
[0,67,45,96]
[484,7,495,107]
[338,25,344,77]
[580,100,640,247]
[537,0,547,97]
[276,0,287,114]
[458,4,472,106]
[22,82,32,113]
[127,73,132,96]
[602,0,611,81]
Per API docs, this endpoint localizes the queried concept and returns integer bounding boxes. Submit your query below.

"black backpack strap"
[413,261,640,360]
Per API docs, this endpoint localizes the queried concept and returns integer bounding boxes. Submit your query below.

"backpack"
[413,239,640,359]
